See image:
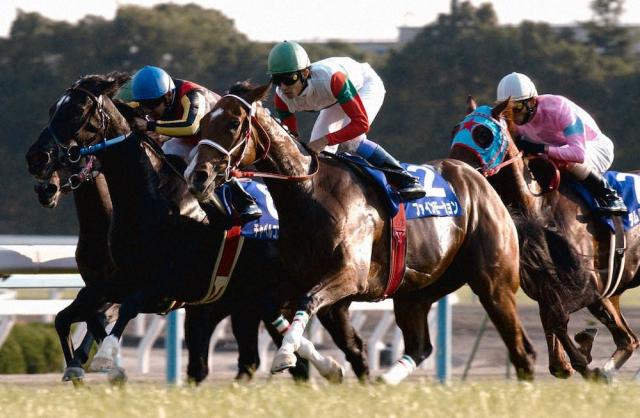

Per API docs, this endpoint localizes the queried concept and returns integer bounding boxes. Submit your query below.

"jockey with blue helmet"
[124,65,261,222]
[497,72,626,215]
[267,41,426,201]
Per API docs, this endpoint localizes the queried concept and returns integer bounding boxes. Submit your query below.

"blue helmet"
[131,65,175,100]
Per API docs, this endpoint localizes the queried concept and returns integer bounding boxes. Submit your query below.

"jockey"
[497,72,626,215]
[267,41,426,201]
[128,65,262,222]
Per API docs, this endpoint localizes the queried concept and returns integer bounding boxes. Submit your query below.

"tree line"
[2,1,638,234]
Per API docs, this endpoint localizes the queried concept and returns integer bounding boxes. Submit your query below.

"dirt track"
[2,304,640,385]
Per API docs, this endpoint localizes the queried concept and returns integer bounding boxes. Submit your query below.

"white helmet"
[496,72,538,101]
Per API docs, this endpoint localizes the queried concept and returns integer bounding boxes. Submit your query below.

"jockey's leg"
[566,162,626,215]
[228,178,262,223]
[348,137,426,201]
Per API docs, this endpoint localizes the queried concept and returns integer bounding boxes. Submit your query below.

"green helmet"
[267,41,311,75]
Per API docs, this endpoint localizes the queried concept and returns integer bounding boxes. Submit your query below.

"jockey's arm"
[545,110,586,164]
[148,90,206,137]
[274,93,299,136]
[325,72,369,146]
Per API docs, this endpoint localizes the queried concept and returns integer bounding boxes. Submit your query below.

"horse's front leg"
[184,304,227,384]
[270,274,359,378]
[89,288,150,380]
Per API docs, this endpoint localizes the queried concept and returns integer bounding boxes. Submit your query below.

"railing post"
[436,295,451,383]
[166,310,182,385]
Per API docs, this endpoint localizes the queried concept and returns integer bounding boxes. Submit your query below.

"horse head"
[25,73,130,207]
[26,72,130,174]
[449,97,518,176]
[186,81,271,201]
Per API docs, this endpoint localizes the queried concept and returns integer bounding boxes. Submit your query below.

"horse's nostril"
[193,170,210,185]
[43,183,58,196]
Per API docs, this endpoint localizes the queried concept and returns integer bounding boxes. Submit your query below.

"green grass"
[0,380,638,418]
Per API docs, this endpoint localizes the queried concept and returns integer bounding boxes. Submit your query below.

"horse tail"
[513,213,594,313]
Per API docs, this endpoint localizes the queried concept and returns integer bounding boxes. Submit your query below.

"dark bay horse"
[25,74,342,383]
[185,82,536,383]
[450,97,640,380]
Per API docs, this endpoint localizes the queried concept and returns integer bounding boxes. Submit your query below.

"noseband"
[47,86,111,167]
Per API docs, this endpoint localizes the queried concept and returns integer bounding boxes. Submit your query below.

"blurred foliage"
[0,323,62,374]
[2,2,640,234]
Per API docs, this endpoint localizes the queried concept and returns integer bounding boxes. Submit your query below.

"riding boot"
[363,144,426,201]
[581,171,627,215]
[229,178,262,223]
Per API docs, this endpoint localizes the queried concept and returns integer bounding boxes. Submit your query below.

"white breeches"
[310,65,386,154]
[566,134,614,179]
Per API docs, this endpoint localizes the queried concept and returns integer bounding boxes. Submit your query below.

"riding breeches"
[162,137,197,162]
[565,134,614,179]
[309,65,386,154]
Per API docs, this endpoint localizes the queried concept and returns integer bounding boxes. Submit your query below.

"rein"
[482,150,523,177]
[197,94,319,182]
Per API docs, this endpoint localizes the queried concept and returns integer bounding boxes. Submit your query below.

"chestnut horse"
[25,73,341,383]
[450,97,640,380]
[185,82,536,383]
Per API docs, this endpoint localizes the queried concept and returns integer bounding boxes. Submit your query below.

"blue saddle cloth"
[216,155,463,240]
[216,181,280,240]
[332,153,463,219]
[569,171,640,232]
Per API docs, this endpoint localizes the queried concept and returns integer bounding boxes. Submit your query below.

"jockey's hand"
[516,138,545,156]
[308,136,329,153]
[132,117,149,132]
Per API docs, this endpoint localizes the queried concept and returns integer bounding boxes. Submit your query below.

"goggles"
[271,72,301,86]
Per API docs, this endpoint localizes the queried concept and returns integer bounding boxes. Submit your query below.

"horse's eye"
[471,125,494,149]
[229,119,241,130]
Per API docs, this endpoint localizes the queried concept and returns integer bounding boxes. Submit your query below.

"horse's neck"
[492,159,537,216]
[253,116,316,211]
[73,174,112,235]
[100,137,166,218]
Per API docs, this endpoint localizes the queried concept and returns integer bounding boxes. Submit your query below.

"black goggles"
[271,72,301,86]
[138,97,165,111]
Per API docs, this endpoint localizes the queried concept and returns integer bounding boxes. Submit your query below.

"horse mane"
[72,71,131,98]
[227,80,258,96]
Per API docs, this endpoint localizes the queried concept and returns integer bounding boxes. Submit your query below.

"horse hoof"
[575,328,598,362]
[549,366,574,379]
[89,354,114,372]
[271,351,297,374]
[108,367,128,386]
[62,366,85,382]
[318,357,345,383]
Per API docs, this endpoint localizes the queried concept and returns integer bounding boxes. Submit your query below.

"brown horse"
[449,97,640,380]
[185,81,536,383]
[24,74,332,384]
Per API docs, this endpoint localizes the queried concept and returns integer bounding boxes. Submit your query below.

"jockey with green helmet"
[497,72,626,215]
[123,65,261,222]
[267,41,426,201]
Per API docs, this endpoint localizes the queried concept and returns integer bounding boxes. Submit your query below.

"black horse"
[26,73,343,383]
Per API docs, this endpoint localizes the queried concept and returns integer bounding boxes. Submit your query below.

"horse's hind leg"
[317,299,369,382]
[472,281,536,380]
[586,296,638,379]
[378,298,432,385]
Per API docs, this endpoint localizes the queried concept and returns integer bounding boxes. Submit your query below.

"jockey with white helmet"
[497,72,626,215]
[267,41,425,201]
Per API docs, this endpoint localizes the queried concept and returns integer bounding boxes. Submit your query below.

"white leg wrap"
[90,335,120,372]
[281,311,308,353]
[380,355,416,385]
[602,358,617,381]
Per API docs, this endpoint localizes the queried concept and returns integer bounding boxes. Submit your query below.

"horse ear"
[246,83,271,104]
[467,95,477,113]
[491,98,510,119]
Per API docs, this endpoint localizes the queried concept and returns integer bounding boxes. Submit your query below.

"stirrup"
[239,205,262,223]
[596,197,627,216]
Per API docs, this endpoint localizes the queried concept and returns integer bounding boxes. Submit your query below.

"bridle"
[47,86,111,168]
[196,94,318,182]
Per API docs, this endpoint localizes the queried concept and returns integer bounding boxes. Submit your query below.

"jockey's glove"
[516,138,545,156]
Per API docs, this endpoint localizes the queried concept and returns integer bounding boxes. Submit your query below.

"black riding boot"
[229,178,262,223]
[582,171,627,215]
[365,145,426,201]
